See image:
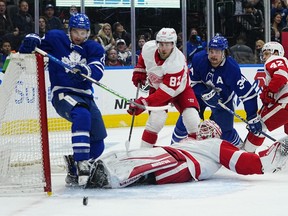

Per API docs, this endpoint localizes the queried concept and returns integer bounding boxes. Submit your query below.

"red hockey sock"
[142,130,158,146]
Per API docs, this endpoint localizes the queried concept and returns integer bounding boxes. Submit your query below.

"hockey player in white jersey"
[128,28,200,148]
[86,120,288,189]
[18,13,107,186]
[244,42,288,152]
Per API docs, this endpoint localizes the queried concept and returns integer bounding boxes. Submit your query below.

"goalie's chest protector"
[141,40,188,89]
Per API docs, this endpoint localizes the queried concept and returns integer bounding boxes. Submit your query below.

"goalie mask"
[196,120,222,140]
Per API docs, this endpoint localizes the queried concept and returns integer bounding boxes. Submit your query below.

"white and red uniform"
[244,55,288,152]
[134,40,200,147]
[97,138,285,188]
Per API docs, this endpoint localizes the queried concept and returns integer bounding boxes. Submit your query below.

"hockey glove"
[132,71,147,87]
[71,64,92,82]
[19,33,41,54]
[201,88,221,108]
[260,86,275,106]
[127,97,146,116]
[247,114,262,135]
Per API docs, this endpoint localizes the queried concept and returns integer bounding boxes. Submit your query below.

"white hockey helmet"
[262,41,285,57]
[197,120,222,140]
[156,28,177,46]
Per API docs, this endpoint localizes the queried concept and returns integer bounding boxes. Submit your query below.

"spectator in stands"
[39,16,48,38]
[94,23,115,52]
[271,0,288,27]
[0,40,15,71]
[271,12,283,42]
[136,34,146,62]
[63,5,78,34]
[237,2,264,50]
[186,28,205,66]
[105,48,124,66]
[115,39,131,66]
[254,39,265,64]
[230,33,255,64]
[112,22,131,49]
[0,0,13,41]
[12,0,34,39]
[44,4,63,30]
[1,25,21,51]
[176,32,183,52]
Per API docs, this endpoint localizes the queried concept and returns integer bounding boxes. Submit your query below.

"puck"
[83,196,88,206]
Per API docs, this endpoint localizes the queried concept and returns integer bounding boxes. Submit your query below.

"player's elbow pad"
[268,74,287,93]
[89,64,104,81]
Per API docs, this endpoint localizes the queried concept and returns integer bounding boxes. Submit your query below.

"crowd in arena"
[1,0,288,68]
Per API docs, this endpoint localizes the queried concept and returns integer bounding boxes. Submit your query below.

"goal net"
[0,53,72,195]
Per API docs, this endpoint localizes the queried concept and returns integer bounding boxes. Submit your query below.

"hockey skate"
[64,155,78,187]
[76,160,91,186]
[85,160,109,188]
[260,141,288,173]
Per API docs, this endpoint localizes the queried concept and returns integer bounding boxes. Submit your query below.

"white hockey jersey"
[264,55,288,103]
[135,40,189,98]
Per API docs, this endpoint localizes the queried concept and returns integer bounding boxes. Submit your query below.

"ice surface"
[2,123,288,216]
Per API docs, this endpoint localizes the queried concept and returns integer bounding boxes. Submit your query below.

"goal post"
[0,53,72,194]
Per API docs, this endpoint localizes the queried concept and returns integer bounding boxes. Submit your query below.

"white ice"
[2,123,288,216]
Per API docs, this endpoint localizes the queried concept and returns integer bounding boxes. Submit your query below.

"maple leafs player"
[86,120,288,189]
[171,35,260,147]
[128,28,200,148]
[243,42,288,152]
[18,13,107,186]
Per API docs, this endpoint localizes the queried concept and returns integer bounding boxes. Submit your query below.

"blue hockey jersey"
[190,50,258,118]
[40,30,105,98]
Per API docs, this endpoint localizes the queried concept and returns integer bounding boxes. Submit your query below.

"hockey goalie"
[83,120,288,189]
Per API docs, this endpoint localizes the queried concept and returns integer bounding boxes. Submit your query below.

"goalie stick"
[35,48,172,112]
[218,101,277,142]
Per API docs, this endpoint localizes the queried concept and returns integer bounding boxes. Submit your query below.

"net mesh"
[0,54,72,194]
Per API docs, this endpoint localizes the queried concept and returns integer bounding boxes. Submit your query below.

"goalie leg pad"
[89,148,178,188]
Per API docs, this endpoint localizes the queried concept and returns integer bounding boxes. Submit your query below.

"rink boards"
[0,65,264,129]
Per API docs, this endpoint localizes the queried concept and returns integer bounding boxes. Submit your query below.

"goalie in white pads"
[86,120,288,188]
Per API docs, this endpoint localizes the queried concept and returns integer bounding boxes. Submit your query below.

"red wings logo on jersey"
[148,73,163,85]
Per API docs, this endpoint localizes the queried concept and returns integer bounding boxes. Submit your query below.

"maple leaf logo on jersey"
[62,51,86,73]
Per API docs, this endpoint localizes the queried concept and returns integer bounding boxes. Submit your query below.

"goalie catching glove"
[70,64,92,82]
[19,33,41,54]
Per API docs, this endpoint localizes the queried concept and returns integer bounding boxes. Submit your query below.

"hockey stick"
[218,101,277,142]
[35,47,172,111]
[125,83,140,152]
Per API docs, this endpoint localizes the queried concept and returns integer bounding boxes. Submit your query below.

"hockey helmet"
[68,13,90,42]
[197,120,222,140]
[156,28,177,46]
[208,35,228,50]
[69,13,90,30]
[262,41,284,57]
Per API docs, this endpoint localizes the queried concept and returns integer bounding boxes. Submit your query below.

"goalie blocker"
[86,120,288,189]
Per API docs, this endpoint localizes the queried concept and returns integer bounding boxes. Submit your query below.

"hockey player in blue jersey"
[171,35,261,146]
[19,13,107,186]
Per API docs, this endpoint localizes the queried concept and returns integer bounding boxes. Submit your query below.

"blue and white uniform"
[172,38,258,146]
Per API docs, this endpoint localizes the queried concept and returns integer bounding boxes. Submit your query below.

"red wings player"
[244,42,288,152]
[86,120,288,188]
[128,28,200,148]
